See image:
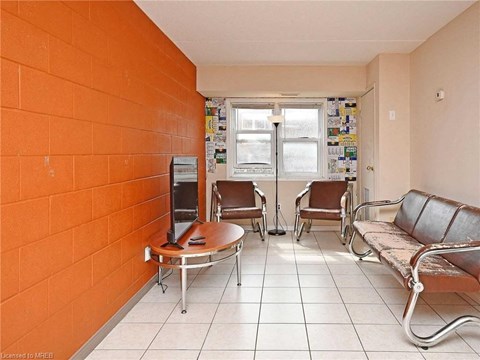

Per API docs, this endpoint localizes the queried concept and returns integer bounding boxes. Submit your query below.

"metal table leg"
[236,243,242,286]
[181,257,187,314]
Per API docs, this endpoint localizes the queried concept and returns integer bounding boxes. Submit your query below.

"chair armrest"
[409,240,480,285]
[253,182,267,206]
[295,181,313,210]
[353,194,406,221]
[212,183,222,206]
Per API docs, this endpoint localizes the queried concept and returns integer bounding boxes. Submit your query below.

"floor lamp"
[268,104,286,236]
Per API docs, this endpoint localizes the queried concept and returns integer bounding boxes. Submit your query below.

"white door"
[359,88,375,220]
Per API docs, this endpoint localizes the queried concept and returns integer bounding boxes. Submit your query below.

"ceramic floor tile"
[346,303,398,324]
[140,285,182,303]
[190,274,230,288]
[265,264,298,274]
[365,351,424,359]
[307,324,363,351]
[183,287,225,303]
[262,287,302,303]
[233,264,265,275]
[149,323,210,349]
[255,350,311,359]
[142,350,199,359]
[260,303,305,323]
[323,255,356,264]
[356,260,389,274]
[338,287,384,304]
[304,303,351,324]
[264,274,299,287]
[374,288,413,305]
[203,323,257,350]
[256,324,309,350]
[213,303,260,323]
[198,350,254,359]
[430,304,480,324]
[296,264,329,275]
[414,325,474,353]
[366,274,403,288]
[354,324,418,352]
[96,323,161,350]
[295,254,326,265]
[266,254,297,264]
[85,350,145,360]
[166,303,218,323]
[200,263,235,275]
[421,292,469,305]
[333,274,372,288]
[241,255,267,265]
[299,274,335,288]
[121,302,176,323]
[301,287,343,303]
[310,351,368,359]
[221,287,262,303]
[458,326,480,353]
[421,353,480,360]
[328,264,364,275]
[388,304,445,325]
[228,274,264,287]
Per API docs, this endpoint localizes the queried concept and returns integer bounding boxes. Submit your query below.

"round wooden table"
[149,222,245,313]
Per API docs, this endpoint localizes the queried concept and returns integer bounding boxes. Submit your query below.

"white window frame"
[227,98,327,180]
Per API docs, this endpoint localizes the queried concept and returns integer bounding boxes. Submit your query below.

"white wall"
[197,65,366,98]
[410,2,480,206]
[365,54,411,220]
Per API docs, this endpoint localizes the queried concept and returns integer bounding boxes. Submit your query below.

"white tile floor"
[87,231,480,360]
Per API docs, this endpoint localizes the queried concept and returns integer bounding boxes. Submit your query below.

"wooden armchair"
[211,181,267,240]
[294,180,353,243]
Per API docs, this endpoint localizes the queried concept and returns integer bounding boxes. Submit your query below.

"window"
[228,99,326,179]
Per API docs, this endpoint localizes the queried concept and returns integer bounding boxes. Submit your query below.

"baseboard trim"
[70,275,157,360]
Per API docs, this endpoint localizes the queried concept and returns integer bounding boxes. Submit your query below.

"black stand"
[161,230,184,249]
[268,122,286,236]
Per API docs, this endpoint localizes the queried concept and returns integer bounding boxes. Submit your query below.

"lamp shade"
[268,103,284,124]
[267,114,284,124]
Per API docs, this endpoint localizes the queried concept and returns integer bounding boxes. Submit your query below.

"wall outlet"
[144,246,151,262]
[277,203,281,210]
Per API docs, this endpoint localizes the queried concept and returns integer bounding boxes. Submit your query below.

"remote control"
[190,235,206,240]
[188,240,206,245]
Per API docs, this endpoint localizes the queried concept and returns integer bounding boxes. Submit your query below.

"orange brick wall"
[0,1,206,357]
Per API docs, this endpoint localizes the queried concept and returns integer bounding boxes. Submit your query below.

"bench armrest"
[409,240,480,285]
[353,194,406,221]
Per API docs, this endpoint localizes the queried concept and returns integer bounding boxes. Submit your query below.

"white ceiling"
[135,0,475,66]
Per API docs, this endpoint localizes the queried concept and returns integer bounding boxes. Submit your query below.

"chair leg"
[402,284,480,348]
[347,231,372,259]
[305,219,312,233]
[340,217,347,245]
[251,219,259,233]
[260,213,266,241]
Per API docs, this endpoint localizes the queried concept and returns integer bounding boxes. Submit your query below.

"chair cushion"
[353,220,408,237]
[379,248,480,293]
[393,189,432,234]
[309,181,348,209]
[442,205,480,282]
[221,207,262,220]
[411,196,462,246]
[363,232,421,256]
[300,207,341,220]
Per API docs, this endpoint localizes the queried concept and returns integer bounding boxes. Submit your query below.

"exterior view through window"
[228,100,325,179]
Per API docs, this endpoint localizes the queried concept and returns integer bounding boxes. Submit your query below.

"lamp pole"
[268,121,286,236]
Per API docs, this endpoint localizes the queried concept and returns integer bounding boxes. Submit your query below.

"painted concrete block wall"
[410,2,480,206]
[0,1,205,357]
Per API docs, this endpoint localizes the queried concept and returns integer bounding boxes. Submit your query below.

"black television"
[162,156,199,249]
